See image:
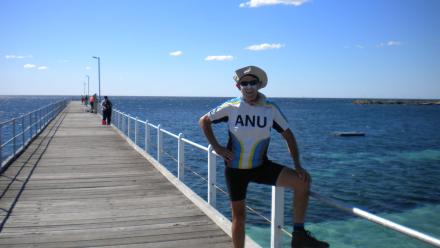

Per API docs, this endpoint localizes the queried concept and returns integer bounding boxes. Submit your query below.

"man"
[101,96,112,125]
[199,66,329,248]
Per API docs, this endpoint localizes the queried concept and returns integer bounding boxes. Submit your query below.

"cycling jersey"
[207,93,289,169]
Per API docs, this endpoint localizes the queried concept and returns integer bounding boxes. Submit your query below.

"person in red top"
[89,95,95,113]
[199,66,329,248]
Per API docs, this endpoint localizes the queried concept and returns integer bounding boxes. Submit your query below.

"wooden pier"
[0,101,233,247]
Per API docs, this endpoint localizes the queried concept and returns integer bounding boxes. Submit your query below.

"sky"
[0,0,439,99]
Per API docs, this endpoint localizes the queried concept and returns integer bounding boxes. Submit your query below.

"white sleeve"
[207,102,231,123]
[272,104,289,133]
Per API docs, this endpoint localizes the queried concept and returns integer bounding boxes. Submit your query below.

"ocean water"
[0,95,67,122]
[1,96,439,247]
[0,96,68,162]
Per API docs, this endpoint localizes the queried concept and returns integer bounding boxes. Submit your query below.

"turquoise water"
[1,96,439,247]
[249,204,440,247]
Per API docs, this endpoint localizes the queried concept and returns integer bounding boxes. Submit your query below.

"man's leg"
[276,167,310,224]
[276,167,329,247]
[107,112,112,125]
[231,200,246,248]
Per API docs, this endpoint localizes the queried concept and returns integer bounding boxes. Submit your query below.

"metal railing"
[109,107,440,248]
[0,99,69,172]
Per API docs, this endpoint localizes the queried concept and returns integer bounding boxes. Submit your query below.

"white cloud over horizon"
[240,0,308,8]
[24,64,48,70]
[205,55,234,61]
[5,54,32,59]
[85,66,91,70]
[23,64,36,69]
[378,40,403,47]
[169,50,183,56]
[245,43,284,51]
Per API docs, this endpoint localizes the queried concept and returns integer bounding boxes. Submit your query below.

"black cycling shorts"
[224,160,285,202]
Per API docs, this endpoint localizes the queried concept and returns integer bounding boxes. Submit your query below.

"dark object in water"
[333,131,365,137]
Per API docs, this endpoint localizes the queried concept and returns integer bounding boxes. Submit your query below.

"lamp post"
[86,75,90,96]
[92,56,101,103]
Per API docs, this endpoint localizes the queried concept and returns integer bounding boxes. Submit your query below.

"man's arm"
[199,115,234,164]
[282,128,310,182]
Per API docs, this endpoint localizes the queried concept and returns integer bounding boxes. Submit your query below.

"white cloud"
[378,40,403,47]
[170,50,183,56]
[245,43,284,51]
[24,64,36,69]
[355,44,365,49]
[37,66,48,70]
[205,55,234,61]
[85,66,91,70]
[5,54,32,59]
[240,0,308,8]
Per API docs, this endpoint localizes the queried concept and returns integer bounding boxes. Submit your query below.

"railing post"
[44,107,46,125]
[39,108,42,131]
[121,113,124,133]
[44,107,46,126]
[13,119,16,155]
[122,114,125,135]
[30,112,33,139]
[145,120,150,153]
[157,124,162,163]
[124,114,127,136]
[207,145,216,207]
[271,186,285,248]
[127,116,130,139]
[177,133,184,181]
[0,123,3,166]
[37,109,40,132]
[135,117,138,145]
[33,111,36,137]
[120,113,123,132]
[21,116,25,148]
[116,111,119,129]
[41,108,43,130]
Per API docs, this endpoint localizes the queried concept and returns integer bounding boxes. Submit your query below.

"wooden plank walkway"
[0,101,233,248]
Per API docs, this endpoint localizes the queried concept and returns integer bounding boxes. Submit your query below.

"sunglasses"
[239,80,259,87]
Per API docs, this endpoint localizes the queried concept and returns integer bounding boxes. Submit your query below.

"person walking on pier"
[199,66,329,248]
[101,96,112,125]
[89,94,95,113]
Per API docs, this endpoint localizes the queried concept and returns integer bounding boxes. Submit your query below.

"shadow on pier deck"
[0,102,233,248]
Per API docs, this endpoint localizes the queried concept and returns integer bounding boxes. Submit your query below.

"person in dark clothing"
[101,96,112,125]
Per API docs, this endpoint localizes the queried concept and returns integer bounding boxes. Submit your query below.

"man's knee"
[277,168,311,193]
[232,202,246,224]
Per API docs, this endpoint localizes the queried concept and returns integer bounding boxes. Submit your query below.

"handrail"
[109,107,440,248]
[182,138,209,152]
[161,128,179,139]
[310,191,440,247]
[0,99,69,171]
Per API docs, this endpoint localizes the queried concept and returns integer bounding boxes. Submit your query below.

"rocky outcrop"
[353,99,440,105]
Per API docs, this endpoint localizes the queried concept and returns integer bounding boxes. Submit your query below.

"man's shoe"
[291,230,329,248]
